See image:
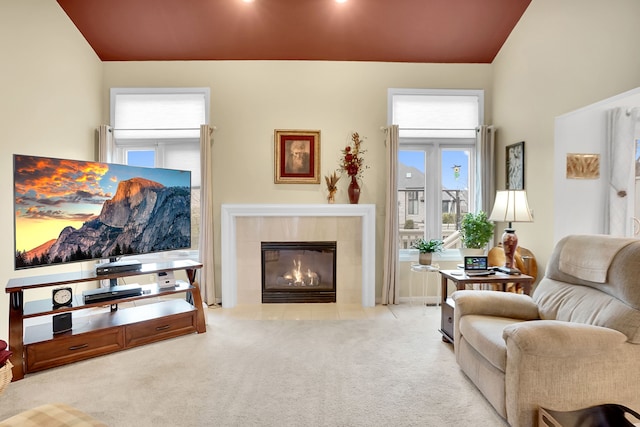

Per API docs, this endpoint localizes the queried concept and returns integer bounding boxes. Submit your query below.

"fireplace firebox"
[261,241,337,303]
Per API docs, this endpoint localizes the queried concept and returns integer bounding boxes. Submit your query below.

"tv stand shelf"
[6,259,206,381]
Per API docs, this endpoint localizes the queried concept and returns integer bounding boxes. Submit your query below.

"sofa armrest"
[452,290,539,320]
[503,320,627,357]
[501,320,635,427]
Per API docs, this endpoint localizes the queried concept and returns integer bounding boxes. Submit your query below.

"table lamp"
[489,190,533,271]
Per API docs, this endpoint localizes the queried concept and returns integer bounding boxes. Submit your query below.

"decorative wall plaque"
[566,153,600,179]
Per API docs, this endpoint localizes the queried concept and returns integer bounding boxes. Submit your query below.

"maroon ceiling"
[57,0,531,63]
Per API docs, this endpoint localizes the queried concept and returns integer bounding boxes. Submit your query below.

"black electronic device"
[52,312,72,334]
[95,259,142,276]
[52,287,73,309]
[464,256,493,276]
[495,266,521,275]
[82,284,142,304]
[13,154,192,272]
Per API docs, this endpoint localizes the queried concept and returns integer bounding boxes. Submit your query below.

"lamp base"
[502,228,518,269]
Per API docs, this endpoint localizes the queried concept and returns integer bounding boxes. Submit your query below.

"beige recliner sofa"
[452,234,640,427]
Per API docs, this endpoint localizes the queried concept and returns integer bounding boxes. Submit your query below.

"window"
[407,191,419,215]
[389,89,483,252]
[110,88,210,252]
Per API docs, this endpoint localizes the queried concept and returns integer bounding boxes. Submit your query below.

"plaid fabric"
[0,403,107,427]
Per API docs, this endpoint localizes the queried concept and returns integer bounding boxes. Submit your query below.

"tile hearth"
[209,303,395,320]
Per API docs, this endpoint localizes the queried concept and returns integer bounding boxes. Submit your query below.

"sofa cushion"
[534,278,640,344]
[458,314,527,372]
[558,234,634,283]
[545,235,640,310]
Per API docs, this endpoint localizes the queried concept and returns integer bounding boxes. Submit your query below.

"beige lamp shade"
[489,190,533,227]
[489,190,533,270]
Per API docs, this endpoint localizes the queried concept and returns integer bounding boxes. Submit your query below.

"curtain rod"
[113,127,201,131]
[625,108,640,122]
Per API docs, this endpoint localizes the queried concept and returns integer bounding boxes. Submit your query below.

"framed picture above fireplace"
[274,129,320,184]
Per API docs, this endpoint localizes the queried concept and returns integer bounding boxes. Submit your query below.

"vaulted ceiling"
[57,0,531,63]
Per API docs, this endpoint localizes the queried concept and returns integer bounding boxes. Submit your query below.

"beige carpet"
[0,305,506,426]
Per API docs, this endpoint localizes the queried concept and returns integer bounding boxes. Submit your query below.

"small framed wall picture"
[566,153,600,179]
[274,129,321,184]
[506,141,525,190]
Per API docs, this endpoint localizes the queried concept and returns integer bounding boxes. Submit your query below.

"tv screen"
[14,154,191,270]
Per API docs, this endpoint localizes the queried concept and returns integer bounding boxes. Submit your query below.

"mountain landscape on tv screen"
[14,155,191,269]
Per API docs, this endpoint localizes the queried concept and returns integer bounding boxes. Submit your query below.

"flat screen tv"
[14,154,191,270]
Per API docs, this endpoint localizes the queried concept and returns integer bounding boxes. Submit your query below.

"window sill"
[399,249,461,263]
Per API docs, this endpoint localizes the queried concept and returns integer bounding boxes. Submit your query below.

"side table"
[438,269,534,343]
[409,263,439,306]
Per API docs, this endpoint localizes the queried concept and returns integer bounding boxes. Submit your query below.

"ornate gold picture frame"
[274,129,320,184]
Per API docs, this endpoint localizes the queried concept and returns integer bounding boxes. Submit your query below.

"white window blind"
[392,93,480,138]
[113,92,206,139]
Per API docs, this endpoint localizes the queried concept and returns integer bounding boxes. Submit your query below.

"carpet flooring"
[0,304,507,426]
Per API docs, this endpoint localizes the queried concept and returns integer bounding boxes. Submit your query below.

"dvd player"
[82,284,142,303]
[95,259,142,275]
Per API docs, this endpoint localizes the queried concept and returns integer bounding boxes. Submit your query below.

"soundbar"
[82,284,142,303]
[95,259,142,275]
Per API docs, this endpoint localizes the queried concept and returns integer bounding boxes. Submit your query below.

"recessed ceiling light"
[336,0,347,3]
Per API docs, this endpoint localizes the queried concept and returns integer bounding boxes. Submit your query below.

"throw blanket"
[0,340,10,367]
[559,235,635,283]
[0,403,107,426]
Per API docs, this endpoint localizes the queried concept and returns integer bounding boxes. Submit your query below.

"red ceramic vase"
[347,175,360,204]
[502,229,518,268]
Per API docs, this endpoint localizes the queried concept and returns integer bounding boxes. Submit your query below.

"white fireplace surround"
[221,204,376,308]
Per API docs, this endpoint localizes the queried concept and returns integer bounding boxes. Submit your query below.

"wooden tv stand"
[5,259,206,381]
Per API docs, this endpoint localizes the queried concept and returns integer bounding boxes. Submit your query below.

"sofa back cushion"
[534,278,640,343]
[534,235,640,343]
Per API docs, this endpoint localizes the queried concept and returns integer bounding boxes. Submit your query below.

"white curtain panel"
[97,124,114,163]
[475,125,496,214]
[199,124,216,304]
[607,108,638,237]
[382,125,400,305]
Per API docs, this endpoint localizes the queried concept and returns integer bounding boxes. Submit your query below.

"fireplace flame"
[281,258,320,286]
[293,260,303,283]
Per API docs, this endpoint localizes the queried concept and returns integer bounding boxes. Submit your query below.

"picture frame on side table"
[274,129,320,184]
[506,141,525,190]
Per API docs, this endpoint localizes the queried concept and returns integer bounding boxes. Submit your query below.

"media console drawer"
[25,327,124,373]
[125,311,197,347]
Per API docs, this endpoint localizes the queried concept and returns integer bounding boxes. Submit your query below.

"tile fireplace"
[261,241,337,303]
[221,204,376,308]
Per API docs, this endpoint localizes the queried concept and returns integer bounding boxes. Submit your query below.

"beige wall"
[0,1,103,338]
[492,0,640,269]
[102,61,493,302]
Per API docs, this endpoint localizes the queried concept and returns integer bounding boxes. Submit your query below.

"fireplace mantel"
[221,204,376,308]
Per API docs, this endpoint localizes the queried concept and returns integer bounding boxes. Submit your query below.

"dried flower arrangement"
[325,171,340,192]
[340,132,368,179]
[324,171,341,203]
